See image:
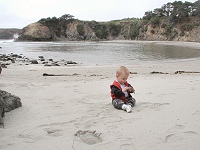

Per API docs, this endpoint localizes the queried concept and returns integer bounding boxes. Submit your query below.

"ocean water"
[0,40,200,65]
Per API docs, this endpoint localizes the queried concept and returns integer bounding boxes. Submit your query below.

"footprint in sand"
[192,110,200,116]
[164,131,199,143]
[183,131,198,135]
[74,130,102,145]
[120,144,135,150]
[45,128,63,137]
[136,102,170,112]
[164,134,181,143]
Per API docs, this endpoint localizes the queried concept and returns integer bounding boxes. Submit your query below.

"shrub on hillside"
[77,24,85,36]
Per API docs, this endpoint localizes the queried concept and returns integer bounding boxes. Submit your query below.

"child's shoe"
[126,105,132,113]
[122,104,132,113]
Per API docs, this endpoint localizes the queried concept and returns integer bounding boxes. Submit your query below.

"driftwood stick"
[150,71,168,74]
[175,71,200,74]
[43,73,80,76]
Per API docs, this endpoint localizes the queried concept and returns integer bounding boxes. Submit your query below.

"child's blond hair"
[116,66,130,76]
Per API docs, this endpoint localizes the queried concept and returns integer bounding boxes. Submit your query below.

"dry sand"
[1,41,200,150]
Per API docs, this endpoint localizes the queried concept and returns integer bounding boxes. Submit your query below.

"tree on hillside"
[108,23,122,36]
[143,11,156,20]
[143,1,198,24]
[162,2,173,16]
[59,14,74,20]
[193,0,200,16]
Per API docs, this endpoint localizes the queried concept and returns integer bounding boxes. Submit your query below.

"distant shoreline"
[103,40,200,49]
[1,39,200,50]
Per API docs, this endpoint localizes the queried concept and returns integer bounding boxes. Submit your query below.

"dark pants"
[112,97,136,109]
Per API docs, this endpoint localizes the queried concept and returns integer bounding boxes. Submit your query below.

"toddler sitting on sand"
[110,66,136,113]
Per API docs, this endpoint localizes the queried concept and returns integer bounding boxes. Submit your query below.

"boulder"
[30,59,38,64]
[0,90,22,127]
[17,22,53,41]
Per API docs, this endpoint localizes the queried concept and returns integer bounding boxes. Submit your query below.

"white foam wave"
[0,39,14,43]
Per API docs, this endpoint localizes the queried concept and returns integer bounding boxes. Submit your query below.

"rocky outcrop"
[0,90,22,127]
[18,20,99,41]
[178,26,200,42]
[17,22,53,41]
[65,21,98,41]
[138,20,200,42]
[17,17,200,42]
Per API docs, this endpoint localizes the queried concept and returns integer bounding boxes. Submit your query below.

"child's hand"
[128,87,135,93]
[122,86,129,92]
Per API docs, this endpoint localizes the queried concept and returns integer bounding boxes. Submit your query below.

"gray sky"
[0,0,197,29]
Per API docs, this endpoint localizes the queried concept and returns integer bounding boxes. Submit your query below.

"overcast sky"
[0,0,197,29]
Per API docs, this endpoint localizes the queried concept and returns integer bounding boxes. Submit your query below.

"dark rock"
[67,61,77,64]
[39,56,44,59]
[1,53,78,67]
[0,90,22,127]
[40,58,45,61]
[11,59,15,63]
[1,64,7,68]
[10,54,19,57]
[7,57,15,63]
[51,63,60,66]
[0,98,5,127]
[30,60,38,64]
[44,64,52,66]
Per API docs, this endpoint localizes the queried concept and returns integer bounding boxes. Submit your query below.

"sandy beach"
[1,41,200,150]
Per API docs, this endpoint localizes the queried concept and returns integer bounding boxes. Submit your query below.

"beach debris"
[89,74,102,76]
[43,73,80,76]
[175,71,200,74]
[130,71,137,74]
[74,130,102,145]
[150,71,168,74]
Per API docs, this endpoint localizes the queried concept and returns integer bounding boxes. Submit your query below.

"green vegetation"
[180,23,194,31]
[108,23,122,37]
[33,1,199,41]
[143,0,199,26]
[77,24,85,36]
[129,22,140,39]
[94,25,108,39]
[140,26,148,33]
[38,14,76,37]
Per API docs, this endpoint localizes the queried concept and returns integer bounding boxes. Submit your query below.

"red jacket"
[110,80,131,102]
